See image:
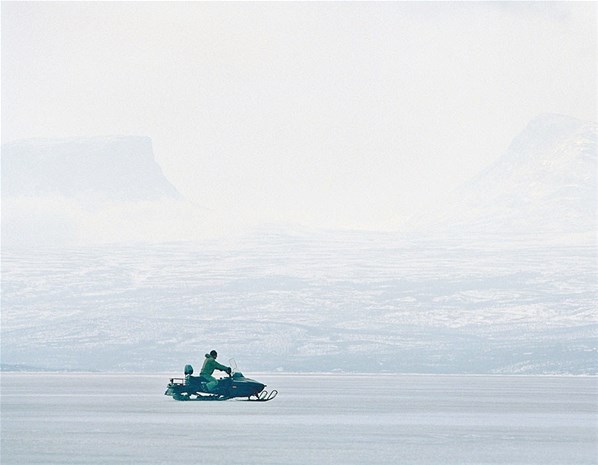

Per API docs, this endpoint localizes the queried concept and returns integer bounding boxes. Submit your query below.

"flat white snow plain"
[1,373,596,465]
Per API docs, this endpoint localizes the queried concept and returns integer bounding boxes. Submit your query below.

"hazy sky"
[2,1,596,231]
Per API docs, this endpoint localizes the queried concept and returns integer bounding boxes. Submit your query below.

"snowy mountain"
[1,136,181,202]
[410,114,597,244]
[1,117,596,374]
[0,136,220,246]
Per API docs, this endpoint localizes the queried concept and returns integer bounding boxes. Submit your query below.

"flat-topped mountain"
[1,136,181,202]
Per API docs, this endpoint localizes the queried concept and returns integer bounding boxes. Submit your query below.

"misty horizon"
[2,111,595,247]
[2,2,596,234]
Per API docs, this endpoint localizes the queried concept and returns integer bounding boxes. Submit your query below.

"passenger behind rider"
[200,350,231,392]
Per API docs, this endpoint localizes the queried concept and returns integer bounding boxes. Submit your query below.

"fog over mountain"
[1,136,229,246]
[2,136,181,202]
[2,113,596,247]
[410,113,596,244]
[1,114,596,374]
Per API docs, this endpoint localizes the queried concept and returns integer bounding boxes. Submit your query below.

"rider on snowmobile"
[200,350,231,392]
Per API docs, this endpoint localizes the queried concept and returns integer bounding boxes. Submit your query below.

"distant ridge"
[1,135,181,202]
[409,113,597,244]
[0,363,96,372]
[1,135,198,246]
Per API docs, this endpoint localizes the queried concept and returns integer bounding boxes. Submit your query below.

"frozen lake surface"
[2,373,596,464]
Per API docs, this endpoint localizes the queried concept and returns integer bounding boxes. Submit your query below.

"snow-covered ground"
[1,114,595,374]
[1,373,596,465]
[1,235,596,374]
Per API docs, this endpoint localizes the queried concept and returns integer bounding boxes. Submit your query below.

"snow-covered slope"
[1,117,596,374]
[0,136,223,246]
[2,136,181,202]
[1,236,595,374]
[411,114,597,244]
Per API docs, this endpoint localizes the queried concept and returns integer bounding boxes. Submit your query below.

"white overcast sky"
[2,1,596,231]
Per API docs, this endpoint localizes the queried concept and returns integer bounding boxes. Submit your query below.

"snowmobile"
[164,362,277,402]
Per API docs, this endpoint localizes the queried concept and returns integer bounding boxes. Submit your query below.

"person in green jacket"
[200,350,231,392]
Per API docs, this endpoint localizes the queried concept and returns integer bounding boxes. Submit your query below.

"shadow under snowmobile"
[164,364,277,402]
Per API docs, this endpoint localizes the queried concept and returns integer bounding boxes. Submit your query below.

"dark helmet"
[210,350,218,358]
